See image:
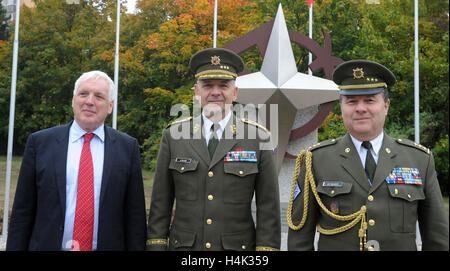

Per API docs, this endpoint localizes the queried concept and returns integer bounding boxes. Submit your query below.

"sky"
[125,0,136,14]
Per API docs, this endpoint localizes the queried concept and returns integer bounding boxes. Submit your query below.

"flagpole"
[112,0,121,129]
[213,0,218,48]
[308,2,313,75]
[2,0,21,242]
[414,0,419,143]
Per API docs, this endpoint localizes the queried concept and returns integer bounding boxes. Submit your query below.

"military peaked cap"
[189,48,244,80]
[332,59,396,95]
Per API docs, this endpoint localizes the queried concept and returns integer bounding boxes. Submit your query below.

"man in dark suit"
[6,70,147,251]
[146,48,281,251]
[287,60,449,251]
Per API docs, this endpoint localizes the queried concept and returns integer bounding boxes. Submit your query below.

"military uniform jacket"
[147,116,281,251]
[288,133,449,251]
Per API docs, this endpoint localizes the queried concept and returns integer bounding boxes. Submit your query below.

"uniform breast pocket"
[223,162,258,203]
[169,158,199,201]
[387,184,425,233]
[316,180,353,228]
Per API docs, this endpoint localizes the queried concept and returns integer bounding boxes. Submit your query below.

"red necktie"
[72,133,95,251]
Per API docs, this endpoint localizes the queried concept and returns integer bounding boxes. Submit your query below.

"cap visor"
[339,87,384,96]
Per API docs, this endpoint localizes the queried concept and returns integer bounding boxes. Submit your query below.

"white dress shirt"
[350,132,384,185]
[62,120,105,250]
[202,111,232,146]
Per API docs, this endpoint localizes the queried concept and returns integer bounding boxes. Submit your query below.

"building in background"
[1,0,35,22]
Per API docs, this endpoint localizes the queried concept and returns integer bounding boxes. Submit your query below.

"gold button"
[174,240,178,244]
[407,194,411,199]
[208,171,214,178]
[385,148,391,154]
[368,195,374,202]
[345,147,350,153]
[331,190,335,195]
[239,170,244,175]
[206,218,212,225]
[369,219,375,226]
[208,195,214,200]
[205,242,211,249]
[394,188,399,195]
[241,245,247,250]
[180,167,185,171]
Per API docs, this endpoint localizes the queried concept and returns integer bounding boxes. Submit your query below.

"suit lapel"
[370,134,397,193]
[188,116,211,165]
[99,125,116,208]
[54,123,71,215]
[339,134,371,192]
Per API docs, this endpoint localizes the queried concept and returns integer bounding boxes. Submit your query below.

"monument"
[223,4,342,250]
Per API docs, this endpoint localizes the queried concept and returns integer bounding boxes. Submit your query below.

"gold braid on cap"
[339,82,387,90]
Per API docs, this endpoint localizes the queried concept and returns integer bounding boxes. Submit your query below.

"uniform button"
[394,188,399,195]
[368,195,374,202]
[205,242,211,249]
[208,171,214,178]
[241,245,247,250]
[369,219,375,226]
[206,218,213,225]
[407,194,412,199]
[331,190,335,195]
[208,194,214,200]
[180,167,185,171]
[239,170,244,175]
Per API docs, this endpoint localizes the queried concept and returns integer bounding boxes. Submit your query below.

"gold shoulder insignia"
[307,138,337,151]
[241,118,269,133]
[166,116,192,128]
[396,138,430,154]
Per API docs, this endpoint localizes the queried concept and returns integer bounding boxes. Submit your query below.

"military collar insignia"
[211,55,221,65]
[353,67,364,79]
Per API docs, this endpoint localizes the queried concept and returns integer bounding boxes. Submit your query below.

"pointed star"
[235,4,339,172]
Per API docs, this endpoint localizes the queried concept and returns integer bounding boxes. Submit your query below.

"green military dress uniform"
[287,59,449,251]
[287,133,449,251]
[146,47,280,251]
[147,116,281,251]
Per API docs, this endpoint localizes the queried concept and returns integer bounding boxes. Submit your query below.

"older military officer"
[146,48,281,251]
[287,60,449,251]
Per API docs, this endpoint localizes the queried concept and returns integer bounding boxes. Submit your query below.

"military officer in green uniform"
[287,59,449,251]
[146,48,281,251]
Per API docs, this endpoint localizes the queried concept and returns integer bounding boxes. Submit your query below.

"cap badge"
[211,55,221,65]
[352,67,364,79]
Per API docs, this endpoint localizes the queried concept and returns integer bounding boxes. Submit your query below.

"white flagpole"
[308,2,313,75]
[213,0,218,48]
[414,0,419,143]
[2,0,21,242]
[112,0,121,129]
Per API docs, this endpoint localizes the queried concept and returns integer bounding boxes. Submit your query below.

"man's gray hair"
[73,70,115,101]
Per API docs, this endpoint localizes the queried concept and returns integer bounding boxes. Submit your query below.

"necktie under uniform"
[208,124,220,158]
[362,141,377,184]
[72,133,95,251]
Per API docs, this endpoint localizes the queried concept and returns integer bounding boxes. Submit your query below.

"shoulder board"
[396,138,430,154]
[166,116,192,128]
[241,118,270,133]
[307,138,338,151]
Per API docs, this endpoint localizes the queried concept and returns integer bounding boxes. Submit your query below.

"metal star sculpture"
[234,4,340,172]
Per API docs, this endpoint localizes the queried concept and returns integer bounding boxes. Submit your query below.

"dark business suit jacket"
[6,122,147,251]
[288,133,449,251]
